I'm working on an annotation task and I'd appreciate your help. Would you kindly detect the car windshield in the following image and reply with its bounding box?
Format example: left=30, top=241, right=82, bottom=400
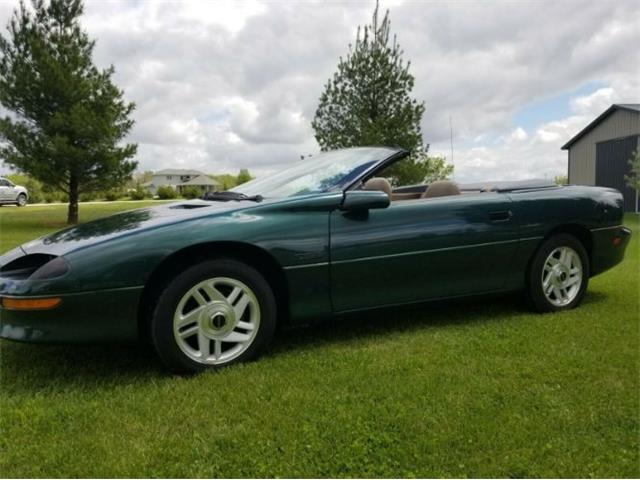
left=234, top=147, right=398, bottom=198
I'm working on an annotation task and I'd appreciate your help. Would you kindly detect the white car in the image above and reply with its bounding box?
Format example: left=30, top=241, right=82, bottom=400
left=0, top=177, right=28, bottom=207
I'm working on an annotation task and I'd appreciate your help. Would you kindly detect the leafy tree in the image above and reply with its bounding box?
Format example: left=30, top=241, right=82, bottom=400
left=236, top=168, right=252, bottom=185
left=312, top=1, right=452, bottom=185
left=554, top=175, right=568, bottom=185
left=210, top=173, right=238, bottom=191
left=0, top=0, right=137, bottom=224
left=625, top=149, right=640, bottom=213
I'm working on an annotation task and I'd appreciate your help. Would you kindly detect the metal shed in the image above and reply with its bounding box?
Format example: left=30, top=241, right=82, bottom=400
left=562, top=104, right=639, bottom=212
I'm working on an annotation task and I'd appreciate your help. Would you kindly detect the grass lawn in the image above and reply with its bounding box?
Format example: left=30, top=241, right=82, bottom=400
left=0, top=204, right=638, bottom=478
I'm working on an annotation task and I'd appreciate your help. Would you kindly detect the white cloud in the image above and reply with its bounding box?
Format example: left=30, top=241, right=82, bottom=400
left=0, top=0, right=638, bottom=180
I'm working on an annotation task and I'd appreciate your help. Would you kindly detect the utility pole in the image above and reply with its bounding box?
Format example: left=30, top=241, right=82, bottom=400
left=449, top=115, right=455, bottom=180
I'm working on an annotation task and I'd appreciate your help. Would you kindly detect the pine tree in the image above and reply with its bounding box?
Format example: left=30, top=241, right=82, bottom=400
left=312, top=1, right=452, bottom=185
left=0, top=0, right=137, bottom=224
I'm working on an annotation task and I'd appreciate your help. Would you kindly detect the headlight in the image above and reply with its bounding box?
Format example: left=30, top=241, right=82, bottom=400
left=29, top=256, right=70, bottom=280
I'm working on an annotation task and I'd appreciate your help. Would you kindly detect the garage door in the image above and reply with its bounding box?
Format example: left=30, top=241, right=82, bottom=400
left=596, top=135, right=639, bottom=212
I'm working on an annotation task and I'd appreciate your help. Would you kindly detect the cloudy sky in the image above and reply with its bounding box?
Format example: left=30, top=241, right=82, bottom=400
left=1, top=0, right=638, bottom=182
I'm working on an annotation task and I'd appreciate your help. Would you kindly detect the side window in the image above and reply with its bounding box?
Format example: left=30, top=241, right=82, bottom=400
left=371, top=157, right=429, bottom=201
left=0, top=179, right=10, bottom=187
left=373, top=156, right=438, bottom=191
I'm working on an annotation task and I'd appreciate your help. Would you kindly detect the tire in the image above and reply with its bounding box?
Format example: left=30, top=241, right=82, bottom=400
left=526, top=233, right=589, bottom=313
left=16, top=194, right=27, bottom=207
left=151, top=259, right=277, bottom=374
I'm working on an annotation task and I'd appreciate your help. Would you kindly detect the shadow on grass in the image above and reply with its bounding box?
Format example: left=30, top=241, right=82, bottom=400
left=1, top=290, right=609, bottom=391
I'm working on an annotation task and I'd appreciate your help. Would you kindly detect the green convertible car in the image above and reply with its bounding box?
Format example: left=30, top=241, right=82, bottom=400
left=0, top=147, right=632, bottom=372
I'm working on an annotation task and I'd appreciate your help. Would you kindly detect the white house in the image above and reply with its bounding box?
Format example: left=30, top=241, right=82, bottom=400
left=145, top=169, right=220, bottom=195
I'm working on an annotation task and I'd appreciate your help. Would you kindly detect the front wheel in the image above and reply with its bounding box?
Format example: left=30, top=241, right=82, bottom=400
left=16, top=194, right=27, bottom=207
left=151, top=259, right=277, bottom=373
left=526, top=233, right=589, bottom=312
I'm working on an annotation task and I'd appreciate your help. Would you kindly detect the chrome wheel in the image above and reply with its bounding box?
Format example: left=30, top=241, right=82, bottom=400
left=173, top=277, right=260, bottom=365
left=16, top=195, right=26, bottom=207
left=541, top=246, right=583, bottom=307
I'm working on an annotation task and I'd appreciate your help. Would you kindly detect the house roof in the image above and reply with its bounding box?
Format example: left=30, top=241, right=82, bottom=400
left=154, top=168, right=207, bottom=176
left=561, top=103, right=640, bottom=150
left=180, top=175, right=220, bottom=186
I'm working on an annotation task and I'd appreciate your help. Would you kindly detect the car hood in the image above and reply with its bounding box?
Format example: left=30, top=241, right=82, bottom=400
left=19, top=199, right=276, bottom=256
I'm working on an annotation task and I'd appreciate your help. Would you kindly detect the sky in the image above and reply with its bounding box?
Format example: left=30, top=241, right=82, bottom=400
left=0, top=0, right=638, bottom=183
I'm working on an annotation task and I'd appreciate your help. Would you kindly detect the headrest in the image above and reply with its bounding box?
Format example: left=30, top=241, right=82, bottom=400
left=422, top=180, right=461, bottom=198
left=362, top=177, right=392, bottom=197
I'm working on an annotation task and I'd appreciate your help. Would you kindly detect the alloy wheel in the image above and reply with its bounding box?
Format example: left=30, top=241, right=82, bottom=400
left=541, top=246, right=583, bottom=307
left=172, top=277, right=261, bottom=365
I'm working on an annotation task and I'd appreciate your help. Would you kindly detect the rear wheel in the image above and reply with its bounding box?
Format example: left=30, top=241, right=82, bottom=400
left=526, top=234, right=589, bottom=312
left=151, top=259, right=277, bottom=373
left=16, top=194, right=27, bottom=207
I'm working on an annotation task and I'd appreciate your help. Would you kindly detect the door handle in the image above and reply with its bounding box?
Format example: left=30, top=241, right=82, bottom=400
left=489, top=210, right=513, bottom=222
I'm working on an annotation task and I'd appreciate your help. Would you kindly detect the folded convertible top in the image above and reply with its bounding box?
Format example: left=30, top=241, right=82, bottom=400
left=459, top=179, right=558, bottom=192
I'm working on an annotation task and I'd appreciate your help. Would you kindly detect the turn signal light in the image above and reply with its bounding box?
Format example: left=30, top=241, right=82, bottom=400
left=1, top=297, right=61, bottom=310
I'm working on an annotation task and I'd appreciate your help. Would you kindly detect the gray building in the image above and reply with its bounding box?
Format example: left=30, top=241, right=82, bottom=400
left=563, top=103, right=639, bottom=211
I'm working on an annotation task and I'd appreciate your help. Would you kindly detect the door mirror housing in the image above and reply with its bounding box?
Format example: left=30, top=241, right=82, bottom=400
left=341, top=190, right=390, bottom=211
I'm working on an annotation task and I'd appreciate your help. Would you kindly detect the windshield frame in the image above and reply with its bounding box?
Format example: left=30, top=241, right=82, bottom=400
left=232, top=147, right=408, bottom=199
left=340, top=148, right=409, bottom=192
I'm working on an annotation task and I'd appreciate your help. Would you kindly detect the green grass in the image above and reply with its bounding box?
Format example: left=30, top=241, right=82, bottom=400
left=0, top=204, right=638, bottom=478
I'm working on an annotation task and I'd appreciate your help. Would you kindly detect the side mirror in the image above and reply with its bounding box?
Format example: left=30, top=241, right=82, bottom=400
left=341, top=190, right=390, bottom=211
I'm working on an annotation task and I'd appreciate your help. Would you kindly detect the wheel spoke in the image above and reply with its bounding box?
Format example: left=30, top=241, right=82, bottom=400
left=226, top=286, right=242, bottom=305
left=201, top=283, right=225, bottom=302
left=564, top=250, right=575, bottom=268
left=213, top=339, right=222, bottom=359
left=178, top=324, right=199, bottom=339
left=559, top=248, right=568, bottom=265
left=193, top=289, right=208, bottom=306
left=233, top=293, right=251, bottom=319
left=236, top=320, right=255, bottom=331
left=176, top=307, right=203, bottom=328
left=565, top=276, right=581, bottom=287
left=224, top=331, right=251, bottom=343
left=198, top=331, right=211, bottom=357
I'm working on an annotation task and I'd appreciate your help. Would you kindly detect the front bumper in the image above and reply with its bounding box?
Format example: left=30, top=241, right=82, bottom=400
left=0, top=286, right=143, bottom=343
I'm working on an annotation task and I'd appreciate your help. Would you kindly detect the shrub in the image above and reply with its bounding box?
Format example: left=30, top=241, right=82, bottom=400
left=104, top=189, right=123, bottom=201
left=129, top=185, right=150, bottom=200
left=79, top=191, right=99, bottom=202
left=181, top=186, right=202, bottom=199
left=156, top=185, right=177, bottom=199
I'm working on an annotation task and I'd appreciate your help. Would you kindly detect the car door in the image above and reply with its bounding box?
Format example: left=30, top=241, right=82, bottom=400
left=0, top=179, right=12, bottom=201
left=329, top=192, right=520, bottom=312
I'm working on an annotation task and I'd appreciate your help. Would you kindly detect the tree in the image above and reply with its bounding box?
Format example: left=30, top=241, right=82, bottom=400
left=312, top=1, right=452, bottom=185
left=0, top=0, right=137, bottom=224
left=554, top=174, right=568, bottom=185
left=236, top=168, right=252, bottom=185
left=625, top=149, right=640, bottom=213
